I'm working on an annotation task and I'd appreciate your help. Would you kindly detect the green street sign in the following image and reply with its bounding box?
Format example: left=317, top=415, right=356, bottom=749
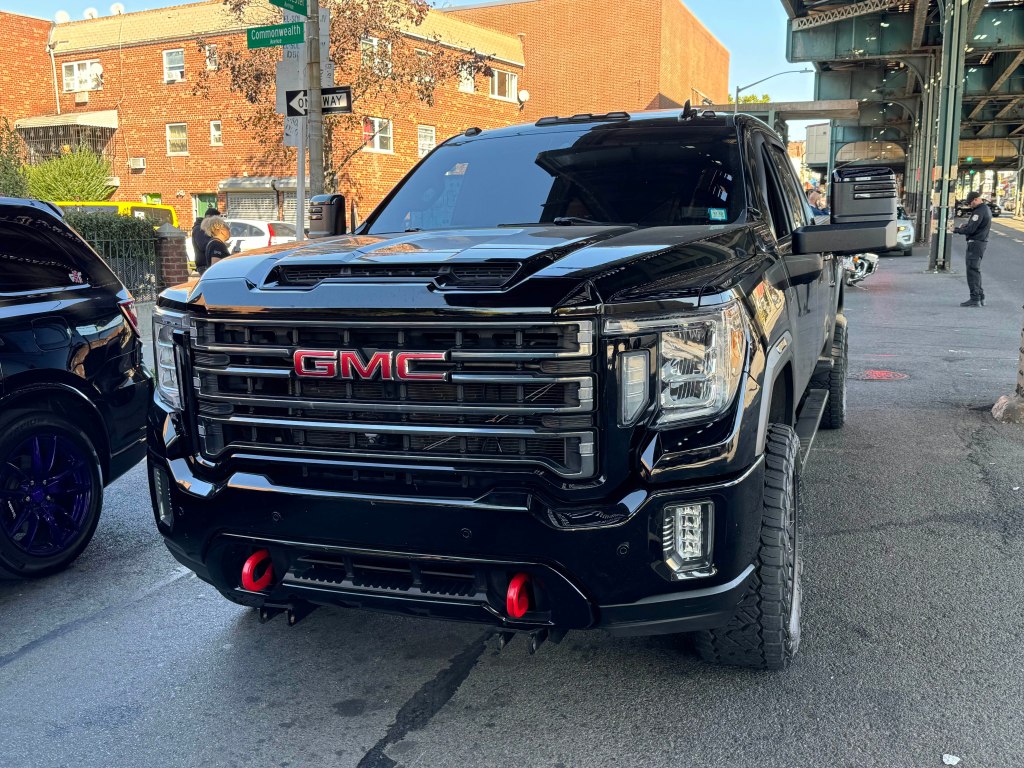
left=270, top=0, right=307, bottom=16
left=247, top=22, right=304, bottom=49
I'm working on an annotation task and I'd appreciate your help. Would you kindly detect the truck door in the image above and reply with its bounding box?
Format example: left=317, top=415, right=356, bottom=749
left=754, top=138, right=826, bottom=394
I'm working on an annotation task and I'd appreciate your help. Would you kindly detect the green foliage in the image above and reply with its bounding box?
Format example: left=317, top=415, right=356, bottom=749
left=25, top=146, right=116, bottom=202
left=0, top=117, right=27, bottom=198
left=63, top=211, right=158, bottom=249
left=727, top=93, right=772, bottom=104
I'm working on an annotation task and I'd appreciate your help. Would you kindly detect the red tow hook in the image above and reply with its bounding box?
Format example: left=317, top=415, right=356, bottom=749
left=506, top=573, right=532, bottom=618
left=241, top=549, right=275, bottom=592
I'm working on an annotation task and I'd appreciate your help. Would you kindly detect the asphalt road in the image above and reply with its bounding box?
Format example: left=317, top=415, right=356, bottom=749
left=4, top=224, right=1024, bottom=768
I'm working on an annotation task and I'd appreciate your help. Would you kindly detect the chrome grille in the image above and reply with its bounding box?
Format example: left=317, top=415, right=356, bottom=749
left=188, top=317, right=597, bottom=478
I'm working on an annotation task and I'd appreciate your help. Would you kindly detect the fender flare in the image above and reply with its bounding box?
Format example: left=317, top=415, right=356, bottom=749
left=755, top=331, right=794, bottom=455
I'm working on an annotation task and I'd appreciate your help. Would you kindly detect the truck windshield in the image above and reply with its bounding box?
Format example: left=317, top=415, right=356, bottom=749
left=364, top=123, right=743, bottom=234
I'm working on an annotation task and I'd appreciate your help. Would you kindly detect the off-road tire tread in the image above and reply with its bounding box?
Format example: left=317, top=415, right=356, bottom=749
left=693, top=424, right=800, bottom=670
left=815, top=317, right=847, bottom=430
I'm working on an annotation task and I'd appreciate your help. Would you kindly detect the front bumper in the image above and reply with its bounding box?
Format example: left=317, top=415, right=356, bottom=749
left=148, top=411, right=765, bottom=636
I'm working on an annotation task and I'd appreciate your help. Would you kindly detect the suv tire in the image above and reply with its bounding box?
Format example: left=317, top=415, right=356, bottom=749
left=0, top=411, right=104, bottom=578
left=693, top=424, right=802, bottom=670
left=817, top=316, right=848, bottom=430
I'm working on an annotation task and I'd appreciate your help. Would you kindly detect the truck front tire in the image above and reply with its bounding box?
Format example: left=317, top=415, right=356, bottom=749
left=693, top=424, right=802, bottom=670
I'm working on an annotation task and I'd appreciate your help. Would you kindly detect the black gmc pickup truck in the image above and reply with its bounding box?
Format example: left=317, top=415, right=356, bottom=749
left=148, top=109, right=895, bottom=669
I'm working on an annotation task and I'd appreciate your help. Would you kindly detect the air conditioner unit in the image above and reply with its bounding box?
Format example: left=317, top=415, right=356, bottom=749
left=166, top=71, right=184, bottom=83
left=128, top=157, right=146, bottom=170
left=75, top=91, right=89, bottom=105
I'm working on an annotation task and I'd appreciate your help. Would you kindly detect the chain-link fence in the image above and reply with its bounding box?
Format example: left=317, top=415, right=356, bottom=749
left=90, top=238, right=159, bottom=302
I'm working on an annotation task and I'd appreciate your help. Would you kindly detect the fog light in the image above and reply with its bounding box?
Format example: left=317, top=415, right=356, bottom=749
left=662, top=501, right=714, bottom=579
left=151, top=466, right=174, bottom=530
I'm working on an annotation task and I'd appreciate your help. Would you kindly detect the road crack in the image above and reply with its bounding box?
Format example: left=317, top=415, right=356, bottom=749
left=356, top=631, right=493, bottom=768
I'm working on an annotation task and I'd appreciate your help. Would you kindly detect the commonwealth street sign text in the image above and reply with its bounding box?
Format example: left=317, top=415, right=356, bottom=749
left=247, top=22, right=304, bottom=49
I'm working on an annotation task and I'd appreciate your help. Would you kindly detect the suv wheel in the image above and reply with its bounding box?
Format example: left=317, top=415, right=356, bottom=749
left=817, top=316, right=848, bottom=430
left=693, top=424, right=802, bottom=670
left=0, top=412, right=103, bottom=578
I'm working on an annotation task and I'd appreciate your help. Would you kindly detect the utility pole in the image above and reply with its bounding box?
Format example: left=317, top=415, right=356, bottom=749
left=306, top=0, right=324, bottom=195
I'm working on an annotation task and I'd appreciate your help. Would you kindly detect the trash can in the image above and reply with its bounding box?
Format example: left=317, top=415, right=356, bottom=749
left=308, top=194, right=347, bottom=238
left=830, top=166, right=897, bottom=224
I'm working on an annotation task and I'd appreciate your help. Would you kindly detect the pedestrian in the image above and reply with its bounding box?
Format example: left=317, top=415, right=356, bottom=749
left=191, top=206, right=219, bottom=272
left=807, top=187, right=826, bottom=216
left=953, top=190, right=991, bottom=307
left=200, top=215, right=231, bottom=273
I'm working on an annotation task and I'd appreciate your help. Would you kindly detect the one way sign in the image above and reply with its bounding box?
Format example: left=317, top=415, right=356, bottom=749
left=286, top=86, right=353, bottom=116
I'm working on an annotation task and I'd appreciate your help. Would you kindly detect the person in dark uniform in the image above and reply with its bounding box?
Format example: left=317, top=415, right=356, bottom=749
left=191, top=207, right=219, bottom=273
left=953, top=190, right=992, bottom=307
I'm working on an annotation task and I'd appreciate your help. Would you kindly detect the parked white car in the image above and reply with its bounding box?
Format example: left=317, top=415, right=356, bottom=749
left=185, top=219, right=297, bottom=267
left=225, top=219, right=297, bottom=253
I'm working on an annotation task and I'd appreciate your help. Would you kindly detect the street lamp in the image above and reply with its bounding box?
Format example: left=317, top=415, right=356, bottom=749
left=734, top=69, right=813, bottom=114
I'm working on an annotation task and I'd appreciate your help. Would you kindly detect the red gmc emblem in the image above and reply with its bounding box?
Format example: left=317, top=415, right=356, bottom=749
left=293, top=349, right=447, bottom=381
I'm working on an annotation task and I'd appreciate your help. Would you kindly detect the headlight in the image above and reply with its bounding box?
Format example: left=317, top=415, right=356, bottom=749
left=152, top=307, right=188, bottom=409
left=606, top=302, right=748, bottom=427
left=897, top=225, right=908, bottom=232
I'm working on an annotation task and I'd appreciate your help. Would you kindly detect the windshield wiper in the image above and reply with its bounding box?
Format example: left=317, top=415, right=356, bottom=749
left=552, top=216, right=635, bottom=226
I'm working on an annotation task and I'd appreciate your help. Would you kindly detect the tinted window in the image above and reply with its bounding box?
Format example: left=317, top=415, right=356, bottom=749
left=130, top=205, right=173, bottom=225
left=760, top=145, right=791, bottom=240
left=59, top=204, right=114, bottom=215
left=769, top=145, right=809, bottom=230
left=229, top=222, right=262, bottom=238
left=0, top=213, right=115, bottom=294
left=272, top=223, right=296, bottom=236
left=365, top=123, right=744, bottom=234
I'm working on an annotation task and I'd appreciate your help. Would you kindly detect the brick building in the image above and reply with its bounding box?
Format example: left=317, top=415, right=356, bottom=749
left=1, top=0, right=729, bottom=229
left=446, top=0, right=729, bottom=121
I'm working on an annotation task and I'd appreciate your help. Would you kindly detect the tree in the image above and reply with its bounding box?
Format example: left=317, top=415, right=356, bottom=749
left=0, top=118, right=27, bottom=198
left=727, top=93, right=772, bottom=104
left=24, top=146, right=116, bottom=202
left=195, top=0, right=494, bottom=195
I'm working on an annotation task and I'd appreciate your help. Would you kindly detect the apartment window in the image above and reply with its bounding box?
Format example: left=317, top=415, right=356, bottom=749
left=62, top=59, right=102, bottom=92
left=458, top=64, right=475, bottom=94
left=205, top=44, right=218, bottom=70
left=362, top=117, right=393, bottom=153
left=360, top=37, right=392, bottom=76
left=417, top=125, right=436, bottom=158
left=210, top=121, right=223, bottom=146
left=415, top=49, right=432, bottom=82
left=490, top=69, right=518, bottom=101
left=163, top=49, right=185, bottom=82
left=166, top=123, right=188, bottom=156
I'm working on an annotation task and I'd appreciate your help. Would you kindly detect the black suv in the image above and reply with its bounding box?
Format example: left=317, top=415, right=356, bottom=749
left=148, top=111, right=894, bottom=668
left=0, top=198, right=152, bottom=577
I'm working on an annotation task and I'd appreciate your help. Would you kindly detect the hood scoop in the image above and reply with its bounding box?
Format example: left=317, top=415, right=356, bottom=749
left=267, top=261, right=521, bottom=289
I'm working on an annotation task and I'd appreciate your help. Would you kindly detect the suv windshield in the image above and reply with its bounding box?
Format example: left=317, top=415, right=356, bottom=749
left=364, top=123, right=743, bottom=235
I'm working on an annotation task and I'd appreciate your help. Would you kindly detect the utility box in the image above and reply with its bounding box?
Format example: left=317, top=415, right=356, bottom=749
left=831, top=166, right=897, bottom=224
left=308, top=194, right=347, bottom=238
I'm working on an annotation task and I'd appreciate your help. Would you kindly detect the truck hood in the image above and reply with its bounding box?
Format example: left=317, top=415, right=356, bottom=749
left=166, top=223, right=765, bottom=314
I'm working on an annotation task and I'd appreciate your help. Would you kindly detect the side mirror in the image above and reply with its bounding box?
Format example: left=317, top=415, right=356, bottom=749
left=792, top=220, right=898, bottom=255
left=308, top=194, right=347, bottom=238
left=794, top=165, right=899, bottom=255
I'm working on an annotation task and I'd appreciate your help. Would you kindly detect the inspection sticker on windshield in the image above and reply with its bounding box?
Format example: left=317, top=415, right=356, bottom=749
left=708, top=208, right=727, bottom=221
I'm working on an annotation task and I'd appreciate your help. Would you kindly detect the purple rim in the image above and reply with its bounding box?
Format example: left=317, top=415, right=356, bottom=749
left=0, top=433, right=94, bottom=557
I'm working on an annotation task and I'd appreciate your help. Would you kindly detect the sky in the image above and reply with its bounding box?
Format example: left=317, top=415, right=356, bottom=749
left=4, top=0, right=816, bottom=133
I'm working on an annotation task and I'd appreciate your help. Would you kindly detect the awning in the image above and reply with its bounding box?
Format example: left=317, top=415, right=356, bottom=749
left=14, top=110, right=119, bottom=130
left=218, top=176, right=277, bottom=192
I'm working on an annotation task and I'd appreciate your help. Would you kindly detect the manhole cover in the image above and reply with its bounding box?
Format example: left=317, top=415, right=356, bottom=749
left=852, top=369, right=909, bottom=381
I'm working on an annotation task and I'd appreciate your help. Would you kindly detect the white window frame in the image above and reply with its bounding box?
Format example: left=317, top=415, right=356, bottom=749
left=360, top=36, right=393, bottom=76
left=166, top=123, right=189, bottom=156
left=417, top=125, right=436, bottom=158
left=210, top=120, right=223, bottom=146
left=458, top=63, right=475, bottom=94
left=490, top=68, right=518, bottom=102
left=415, top=49, right=433, bottom=84
left=205, top=44, right=218, bottom=71
left=362, top=117, right=393, bottom=154
left=62, top=59, right=102, bottom=92
left=163, top=48, right=185, bottom=82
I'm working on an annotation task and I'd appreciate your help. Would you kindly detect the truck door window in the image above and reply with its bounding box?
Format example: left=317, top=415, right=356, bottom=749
left=760, top=145, right=791, bottom=241
left=769, top=146, right=809, bottom=230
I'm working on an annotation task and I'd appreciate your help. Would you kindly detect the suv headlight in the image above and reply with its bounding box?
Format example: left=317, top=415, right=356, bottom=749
left=152, top=307, right=188, bottom=409
left=606, top=301, right=748, bottom=427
